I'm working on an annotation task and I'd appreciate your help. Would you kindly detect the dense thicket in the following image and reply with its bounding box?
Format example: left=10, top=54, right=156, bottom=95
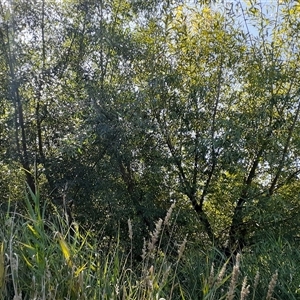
left=1, top=0, right=300, bottom=257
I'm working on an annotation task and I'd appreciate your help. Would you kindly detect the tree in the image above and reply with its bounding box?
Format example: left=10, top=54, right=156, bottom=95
left=125, top=1, right=300, bottom=254
left=1, top=0, right=300, bottom=258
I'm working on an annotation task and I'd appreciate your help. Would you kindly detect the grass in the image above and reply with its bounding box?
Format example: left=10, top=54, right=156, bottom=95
left=0, top=189, right=299, bottom=299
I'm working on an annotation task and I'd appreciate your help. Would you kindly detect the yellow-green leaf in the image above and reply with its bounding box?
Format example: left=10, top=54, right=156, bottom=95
left=57, top=233, right=72, bottom=267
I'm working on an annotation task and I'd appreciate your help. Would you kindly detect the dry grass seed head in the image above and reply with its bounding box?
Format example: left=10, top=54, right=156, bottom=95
left=148, top=218, right=163, bottom=253
left=216, top=262, right=227, bottom=286
left=178, top=235, right=188, bottom=260
left=164, top=202, right=175, bottom=226
left=266, top=270, right=278, bottom=300
left=208, top=262, right=215, bottom=287
left=235, top=252, right=241, bottom=268
left=240, top=276, right=250, bottom=300
left=127, top=219, right=133, bottom=240
left=141, top=238, right=147, bottom=260
left=145, top=266, right=154, bottom=291
left=161, top=264, right=171, bottom=283
left=226, top=253, right=241, bottom=300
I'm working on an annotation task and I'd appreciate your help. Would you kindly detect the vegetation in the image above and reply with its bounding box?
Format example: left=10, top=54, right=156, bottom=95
left=1, top=0, right=300, bottom=298
left=1, top=189, right=297, bottom=299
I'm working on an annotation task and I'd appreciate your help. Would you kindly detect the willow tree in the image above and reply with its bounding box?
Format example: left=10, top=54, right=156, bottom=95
left=127, top=1, right=300, bottom=254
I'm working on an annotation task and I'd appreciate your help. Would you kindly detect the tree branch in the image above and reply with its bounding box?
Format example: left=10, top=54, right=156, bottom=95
left=269, top=98, right=300, bottom=195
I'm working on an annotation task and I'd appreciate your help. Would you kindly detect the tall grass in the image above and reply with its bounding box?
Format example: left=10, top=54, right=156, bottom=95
left=0, top=189, right=299, bottom=299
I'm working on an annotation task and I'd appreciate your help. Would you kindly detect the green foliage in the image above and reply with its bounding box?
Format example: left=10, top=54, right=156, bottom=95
left=1, top=1, right=300, bottom=293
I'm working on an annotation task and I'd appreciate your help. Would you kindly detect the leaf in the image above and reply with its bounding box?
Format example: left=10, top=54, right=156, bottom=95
left=19, top=242, right=35, bottom=251
left=57, top=233, right=72, bottom=267
left=27, top=224, right=39, bottom=238
left=22, top=254, right=33, bottom=268
left=249, top=6, right=259, bottom=15
left=75, top=263, right=87, bottom=277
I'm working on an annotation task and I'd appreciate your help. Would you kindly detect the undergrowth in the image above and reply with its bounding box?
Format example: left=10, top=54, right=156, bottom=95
left=0, top=188, right=299, bottom=299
